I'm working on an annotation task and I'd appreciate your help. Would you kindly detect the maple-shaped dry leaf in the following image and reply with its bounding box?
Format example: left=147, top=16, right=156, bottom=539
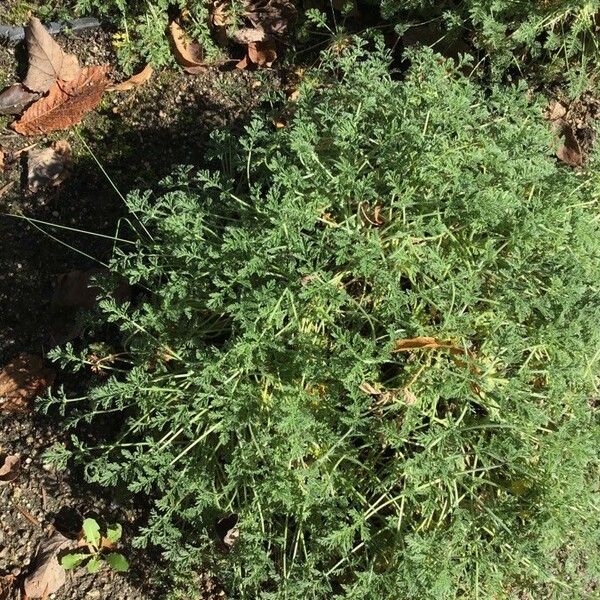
left=23, top=16, right=80, bottom=93
left=392, top=336, right=458, bottom=352
left=24, top=532, right=72, bottom=599
left=13, top=66, right=110, bottom=136
left=0, top=354, right=55, bottom=413
left=107, top=64, right=154, bottom=92
left=0, top=454, right=21, bottom=484
left=169, top=21, right=205, bottom=70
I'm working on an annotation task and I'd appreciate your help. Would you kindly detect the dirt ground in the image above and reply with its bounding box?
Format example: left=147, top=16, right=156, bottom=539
left=0, top=19, right=265, bottom=600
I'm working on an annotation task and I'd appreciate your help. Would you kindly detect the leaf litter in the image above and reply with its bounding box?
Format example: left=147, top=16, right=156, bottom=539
left=0, top=354, right=55, bottom=413
left=27, top=139, right=72, bottom=192
left=22, top=17, right=80, bottom=93
left=23, top=531, right=73, bottom=599
left=13, top=66, right=111, bottom=135
left=0, top=454, right=21, bottom=484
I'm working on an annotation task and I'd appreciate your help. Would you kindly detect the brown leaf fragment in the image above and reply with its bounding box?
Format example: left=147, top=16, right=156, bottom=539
left=169, top=21, right=205, bottom=70
left=359, top=382, right=381, bottom=396
left=247, top=40, right=277, bottom=67
left=0, top=574, right=15, bottom=600
left=0, top=354, right=55, bottom=413
left=107, top=64, right=153, bottom=92
left=24, top=532, right=72, bottom=599
left=233, top=26, right=268, bottom=45
left=23, top=16, right=80, bottom=93
left=0, top=83, right=40, bottom=115
left=211, top=1, right=232, bottom=27
left=27, top=140, right=72, bottom=192
left=546, top=99, right=567, bottom=122
left=13, top=66, right=111, bottom=136
left=392, top=336, right=458, bottom=352
left=0, top=454, right=21, bottom=484
left=556, top=125, right=583, bottom=167
left=0, top=148, right=4, bottom=172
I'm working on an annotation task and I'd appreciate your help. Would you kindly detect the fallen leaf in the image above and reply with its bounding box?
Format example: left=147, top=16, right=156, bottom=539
left=359, top=382, right=381, bottom=396
left=556, top=125, right=583, bottom=167
left=0, top=454, right=21, bottom=484
left=22, top=16, right=80, bottom=93
left=169, top=21, right=205, bottom=71
left=392, top=336, right=459, bottom=352
left=24, top=532, right=72, bottom=598
left=0, top=574, right=15, bottom=600
left=0, top=148, right=4, bottom=172
left=107, top=64, right=153, bottom=92
left=211, top=1, right=232, bottom=27
left=547, top=99, right=567, bottom=122
left=0, top=83, right=40, bottom=115
left=27, top=139, right=72, bottom=192
left=403, top=388, right=418, bottom=406
left=13, top=66, right=111, bottom=135
left=247, top=40, right=277, bottom=67
left=233, top=26, right=268, bottom=45
left=0, top=354, right=55, bottom=413
left=216, top=513, right=239, bottom=549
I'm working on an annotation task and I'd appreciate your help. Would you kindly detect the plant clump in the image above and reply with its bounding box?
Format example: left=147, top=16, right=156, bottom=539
left=45, top=41, right=600, bottom=599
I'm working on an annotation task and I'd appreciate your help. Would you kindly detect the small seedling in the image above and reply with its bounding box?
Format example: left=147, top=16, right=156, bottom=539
left=61, top=518, right=129, bottom=574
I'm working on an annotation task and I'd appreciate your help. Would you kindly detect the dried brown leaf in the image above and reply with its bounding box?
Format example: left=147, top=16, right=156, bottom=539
left=0, top=83, right=40, bottom=115
left=0, top=354, right=55, bottom=413
left=0, top=454, right=21, bottom=484
left=13, top=66, right=110, bottom=136
left=24, top=532, right=72, bottom=599
left=0, top=574, right=15, bottom=600
left=247, top=40, right=277, bottom=67
left=23, top=16, right=80, bottom=93
left=233, top=26, right=268, bottom=44
left=211, top=1, right=232, bottom=27
left=359, top=382, right=381, bottom=396
left=0, top=148, right=4, bottom=172
left=107, top=64, right=153, bottom=92
left=27, top=139, right=72, bottom=192
left=556, top=125, right=583, bottom=167
left=169, top=21, right=205, bottom=69
left=392, top=336, right=458, bottom=352
left=547, top=99, right=567, bottom=122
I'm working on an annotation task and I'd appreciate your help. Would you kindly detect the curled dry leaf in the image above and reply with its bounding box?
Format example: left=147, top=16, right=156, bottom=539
left=24, top=532, right=72, bottom=599
left=27, top=139, right=72, bottom=193
left=107, top=64, right=154, bottom=92
left=0, top=83, right=40, bottom=115
left=248, top=40, right=277, bottom=67
left=216, top=513, right=239, bottom=549
left=0, top=354, right=55, bottom=413
left=211, top=0, right=232, bottom=27
left=169, top=21, right=205, bottom=72
left=0, top=454, right=21, bottom=484
left=23, top=16, right=80, bottom=93
left=13, top=66, right=111, bottom=135
left=392, top=336, right=459, bottom=352
left=556, top=125, right=583, bottom=167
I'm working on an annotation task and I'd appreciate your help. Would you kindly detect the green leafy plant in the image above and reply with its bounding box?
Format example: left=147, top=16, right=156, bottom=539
left=61, top=518, right=129, bottom=574
left=45, top=39, right=600, bottom=599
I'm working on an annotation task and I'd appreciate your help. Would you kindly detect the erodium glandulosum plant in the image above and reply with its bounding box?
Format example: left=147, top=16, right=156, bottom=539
left=45, top=42, right=600, bottom=598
